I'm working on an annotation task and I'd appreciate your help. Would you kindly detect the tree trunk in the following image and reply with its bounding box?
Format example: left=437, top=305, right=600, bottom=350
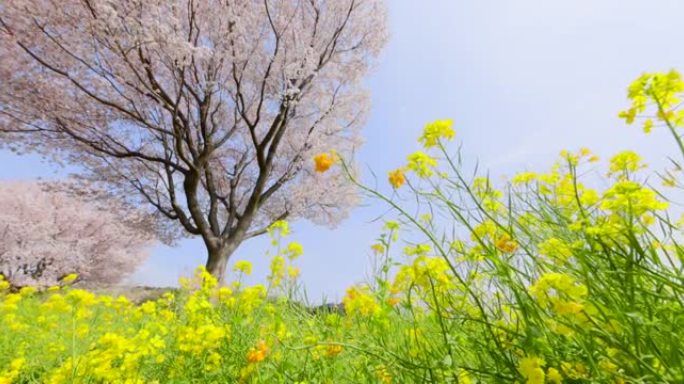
left=204, top=241, right=240, bottom=284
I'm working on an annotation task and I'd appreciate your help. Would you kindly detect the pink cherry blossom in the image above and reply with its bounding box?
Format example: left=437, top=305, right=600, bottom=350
left=0, top=181, right=154, bottom=287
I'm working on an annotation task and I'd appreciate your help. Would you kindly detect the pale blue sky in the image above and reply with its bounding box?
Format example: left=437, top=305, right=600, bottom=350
left=2, top=1, right=683, bottom=302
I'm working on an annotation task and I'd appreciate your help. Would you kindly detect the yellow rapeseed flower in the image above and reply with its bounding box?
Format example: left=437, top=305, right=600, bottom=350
left=406, top=151, right=437, bottom=178
left=418, top=119, right=455, bottom=148
left=388, top=168, right=406, bottom=189
left=205, top=352, right=222, bottom=372
left=0, top=357, right=26, bottom=384
left=458, top=369, right=472, bottom=384
left=609, top=151, right=644, bottom=175
left=233, top=260, right=253, bottom=276
left=620, top=70, right=683, bottom=132
left=538, top=238, right=573, bottom=263
left=287, top=266, right=301, bottom=279
left=239, top=285, right=267, bottom=313
left=61, top=273, right=79, bottom=284
left=561, top=361, right=589, bottom=380
left=511, top=172, right=538, bottom=185
left=518, top=356, right=546, bottom=384
left=246, top=340, right=269, bottom=364
left=285, top=242, right=304, bottom=260
left=600, top=180, right=668, bottom=216
left=386, top=297, right=401, bottom=306
left=324, top=344, right=343, bottom=357
left=599, top=359, right=618, bottom=372
left=547, top=367, right=563, bottom=384
left=495, top=235, right=519, bottom=254
left=268, top=220, right=290, bottom=238
left=403, top=244, right=431, bottom=257
left=313, top=153, right=335, bottom=173
left=19, top=286, right=37, bottom=296
left=0, top=276, right=9, bottom=291
left=343, top=285, right=380, bottom=317
left=269, top=256, right=286, bottom=287
left=375, top=364, right=393, bottom=384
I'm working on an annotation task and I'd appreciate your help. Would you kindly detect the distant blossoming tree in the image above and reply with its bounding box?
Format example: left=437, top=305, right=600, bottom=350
left=0, top=182, right=154, bottom=287
left=0, top=0, right=388, bottom=281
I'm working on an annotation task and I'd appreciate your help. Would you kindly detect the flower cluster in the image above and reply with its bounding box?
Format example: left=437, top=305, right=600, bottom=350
left=386, top=119, right=457, bottom=189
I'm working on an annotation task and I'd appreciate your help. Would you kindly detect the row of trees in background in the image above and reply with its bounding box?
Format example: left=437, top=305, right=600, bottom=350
left=0, top=0, right=388, bottom=282
left=0, top=182, right=153, bottom=287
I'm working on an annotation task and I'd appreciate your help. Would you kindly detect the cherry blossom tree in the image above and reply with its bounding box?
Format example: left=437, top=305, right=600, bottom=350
left=0, top=181, right=154, bottom=287
left=0, top=0, right=388, bottom=281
